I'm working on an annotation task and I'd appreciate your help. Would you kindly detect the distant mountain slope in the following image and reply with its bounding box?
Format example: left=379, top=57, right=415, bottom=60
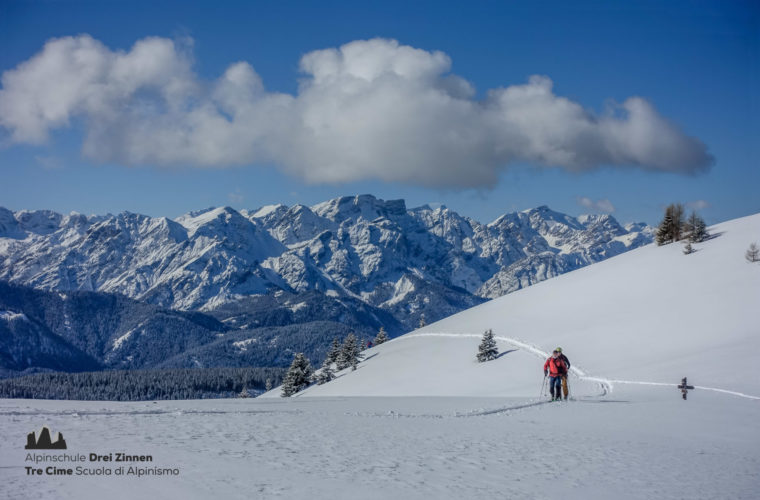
left=0, top=281, right=228, bottom=375
left=292, top=213, right=760, bottom=398
left=0, top=196, right=652, bottom=330
left=0, top=308, right=100, bottom=376
left=155, top=321, right=360, bottom=370
left=0, top=282, right=385, bottom=377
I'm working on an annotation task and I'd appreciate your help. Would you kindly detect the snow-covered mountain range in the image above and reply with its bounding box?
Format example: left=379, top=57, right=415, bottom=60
left=0, top=195, right=652, bottom=330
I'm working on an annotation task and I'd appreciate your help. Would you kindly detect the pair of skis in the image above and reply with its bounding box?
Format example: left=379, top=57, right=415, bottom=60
left=540, top=375, right=571, bottom=401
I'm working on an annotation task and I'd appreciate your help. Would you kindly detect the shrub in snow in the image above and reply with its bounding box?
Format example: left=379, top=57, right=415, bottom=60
left=476, top=329, right=499, bottom=362
left=746, top=243, right=760, bottom=263
left=374, top=327, right=389, bottom=345
left=281, top=353, right=313, bottom=397
left=683, top=243, right=695, bottom=255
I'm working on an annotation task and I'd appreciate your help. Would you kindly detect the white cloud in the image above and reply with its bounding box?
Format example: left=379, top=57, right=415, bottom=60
left=34, top=155, right=63, bottom=170
left=228, top=189, right=244, bottom=204
left=0, top=36, right=714, bottom=188
left=687, top=200, right=710, bottom=211
left=578, top=197, right=615, bottom=213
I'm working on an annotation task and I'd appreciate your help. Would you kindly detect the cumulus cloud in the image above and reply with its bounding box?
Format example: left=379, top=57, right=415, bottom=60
left=578, top=197, right=615, bottom=213
left=0, top=35, right=714, bottom=187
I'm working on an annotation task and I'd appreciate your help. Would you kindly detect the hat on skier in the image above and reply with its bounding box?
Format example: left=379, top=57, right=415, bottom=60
left=555, top=347, right=562, bottom=353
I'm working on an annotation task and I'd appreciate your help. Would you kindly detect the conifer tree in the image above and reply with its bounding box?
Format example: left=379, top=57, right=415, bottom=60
left=316, top=357, right=335, bottom=385
left=326, top=338, right=341, bottom=365
left=237, top=386, right=251, bottom=398
left=336, top=333, right=360, bottom=371
left=476, top=329, right=499, bottom=362
left=374, top=327, right=389, bottom=345
left=656, top=212, right=673, bottom=246
left=656, top=203, right=685, bottom=245
left=281, top=353, right=313, bottom=397
left=685, top=211, right=708, bottom=243
left=746, top=243, right=760, bottom=263
left=418, top=314, right=426, bottom=328
left=683, top=242, right=694, bottom=255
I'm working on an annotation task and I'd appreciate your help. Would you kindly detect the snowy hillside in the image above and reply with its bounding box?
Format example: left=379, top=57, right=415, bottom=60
left=0, top=196, right=652, bottom=330
left=292, top=213, right=760, bottom=398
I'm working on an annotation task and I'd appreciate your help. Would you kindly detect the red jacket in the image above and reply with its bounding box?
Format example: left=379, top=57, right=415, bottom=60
left=544, top=356, right=568, bottom=377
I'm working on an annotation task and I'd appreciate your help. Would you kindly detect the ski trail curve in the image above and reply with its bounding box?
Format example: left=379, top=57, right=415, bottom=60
left=403, top=332, right=760, bottom=401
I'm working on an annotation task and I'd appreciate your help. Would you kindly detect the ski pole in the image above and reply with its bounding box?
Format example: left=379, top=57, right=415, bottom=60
left=539, top=375, right=547, bottom=399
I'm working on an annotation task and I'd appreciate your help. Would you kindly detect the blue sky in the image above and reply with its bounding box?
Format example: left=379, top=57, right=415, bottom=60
left=0, top=0, right=757, bottom=225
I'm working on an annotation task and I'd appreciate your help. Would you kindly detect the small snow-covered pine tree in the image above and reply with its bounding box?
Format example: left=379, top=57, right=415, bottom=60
left=374, top=327, right=389, bottom=345
left=656, top=213, right=672, bottom=246
left=418, top=314, right=426, bottom=328
left=683, top=242, right=694, bottom=255
left=656, top=203, right=685, bottom=245
left=316, top=357, right=335, bottom=385
left=237, top=386, right=251, bottom=398
left=746, top=243, right=760, bottom=263
left=281, top=353, right=313, bottom=397
left=265, top=378, right=273, bottom=391
left=336, top=333, right=360, bottom=371
left=685, top=211, right=708, bottom=243
left=326, top=338, right=341, bottom=365
left=476, top=329, right=499, bottom=362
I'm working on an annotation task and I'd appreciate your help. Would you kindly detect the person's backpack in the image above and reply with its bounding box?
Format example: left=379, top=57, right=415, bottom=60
left=555, top=357, right=568, bottom=374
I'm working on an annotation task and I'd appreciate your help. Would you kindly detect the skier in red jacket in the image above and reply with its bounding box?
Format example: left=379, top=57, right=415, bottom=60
left=543, top=349, right=569, bottom=401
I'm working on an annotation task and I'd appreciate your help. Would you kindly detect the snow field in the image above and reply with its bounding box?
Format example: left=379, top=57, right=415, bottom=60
left=1, top=392, right=758, bottom=500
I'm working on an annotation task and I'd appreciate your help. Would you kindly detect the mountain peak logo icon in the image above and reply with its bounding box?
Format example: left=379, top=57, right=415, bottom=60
left=25, top=426, right=67, bottom=450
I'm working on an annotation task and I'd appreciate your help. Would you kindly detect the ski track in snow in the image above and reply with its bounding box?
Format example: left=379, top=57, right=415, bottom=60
left=3, top=395, right=758, bottom=500
left=405, top=333, right=760, bottom=401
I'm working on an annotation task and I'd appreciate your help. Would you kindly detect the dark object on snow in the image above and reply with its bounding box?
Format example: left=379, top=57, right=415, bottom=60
left=476, top=329, right=498, bottom=362
left=746, top=243, right=760, bottom=263
left=677, top=377, right=695, bottom=400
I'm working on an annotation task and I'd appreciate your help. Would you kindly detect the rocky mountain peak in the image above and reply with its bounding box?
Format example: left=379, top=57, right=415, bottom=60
left=0, top=198, right=653, bottom=328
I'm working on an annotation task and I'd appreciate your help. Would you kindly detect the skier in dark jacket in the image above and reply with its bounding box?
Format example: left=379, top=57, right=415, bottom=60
left=543, top=349, right=569, bottom=401
left=555, top=347, right=571, bottom=400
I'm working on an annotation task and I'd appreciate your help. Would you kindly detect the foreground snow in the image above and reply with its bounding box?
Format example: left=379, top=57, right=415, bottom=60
left=1, top=389, right=758, bottom=500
